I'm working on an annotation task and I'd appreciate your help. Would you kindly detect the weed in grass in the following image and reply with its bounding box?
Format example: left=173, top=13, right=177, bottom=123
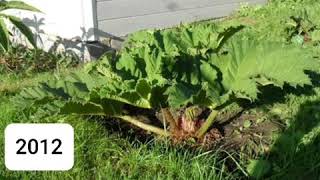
left=0, top=45, right=78, bottom=76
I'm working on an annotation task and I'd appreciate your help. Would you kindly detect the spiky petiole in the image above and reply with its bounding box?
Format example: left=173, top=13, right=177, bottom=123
left=115, top=115, right=170, bottom=137
left=196, top=109, right=219, bottom=138
left=161, top=108, right=178, bottom=131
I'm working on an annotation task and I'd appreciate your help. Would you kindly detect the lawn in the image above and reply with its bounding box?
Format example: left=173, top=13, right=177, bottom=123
left=1, top=0, right=320, bottom=179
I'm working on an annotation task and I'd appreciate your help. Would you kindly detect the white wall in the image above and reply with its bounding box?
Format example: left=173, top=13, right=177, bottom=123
left=96, top=0, right=266, bottom=37
left=8, top=0, right=96, bottom=40
left=5, top=0, right=96, bottom=61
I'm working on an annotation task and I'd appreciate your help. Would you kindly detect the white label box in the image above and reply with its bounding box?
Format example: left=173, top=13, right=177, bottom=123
left=5, top=124, right=74, bottom=171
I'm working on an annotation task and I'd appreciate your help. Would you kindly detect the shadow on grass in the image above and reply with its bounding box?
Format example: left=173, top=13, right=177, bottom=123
left=252, top=100, right=320, bottom=179
left=247, top=71, right=320, bottom=179
left=255, top=71, right=320, bottom=106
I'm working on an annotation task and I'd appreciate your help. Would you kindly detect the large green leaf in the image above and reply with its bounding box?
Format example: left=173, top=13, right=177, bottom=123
left=210, top=38, right=317, bottom=101
left=165, top=82, right=221, bottom=108
left=161, top=24, right=213, bottom=56
left=7, top=15, right=36, bottom=47
left=161, top=24, right=244, bottom=56
left=116, top=46, right=168, bottom=87
left=97, top=79, right=156, bottom=109
left=0, top=18, right=9, bottom=51
left=123, top=30, right=160, bottom=49
left=216, top=25, right=245, bottom=52
left=116, top=52, right=145, bottom=79
left=0, top=1, right=41, bottom=12
left=140, top=47, right=165, bottom=82
left=166, top=83, right=202, bottom=108
left=17, top=82, right=123, bottom=116
left=16, top=70, right=160, bottom=117
left=165, top=61, right=221, bottom=108
left=15, top=71, right=105, bottom=114
left=165, top=38, right=317, bottom=108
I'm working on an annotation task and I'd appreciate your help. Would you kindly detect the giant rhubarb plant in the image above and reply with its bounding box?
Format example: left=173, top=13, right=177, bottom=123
left=16, top=24, right=318, bottom=139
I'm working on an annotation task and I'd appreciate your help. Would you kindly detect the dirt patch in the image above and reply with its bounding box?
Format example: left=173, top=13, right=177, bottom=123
left=219, top=112, right=283, bottom=155
left=169, top=109, right=283, bottom=155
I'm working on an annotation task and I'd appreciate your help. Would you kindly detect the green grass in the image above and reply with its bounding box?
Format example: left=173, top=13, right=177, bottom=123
left=252, top=87, right=320, bottom=179
left=0, top=73, right=50, bottom=94
left=1, top=0, right=320, bottom=179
